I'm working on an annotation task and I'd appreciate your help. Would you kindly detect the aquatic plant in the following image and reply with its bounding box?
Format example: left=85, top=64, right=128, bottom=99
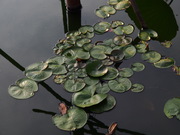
left=8, top=0, right=179, bottom=132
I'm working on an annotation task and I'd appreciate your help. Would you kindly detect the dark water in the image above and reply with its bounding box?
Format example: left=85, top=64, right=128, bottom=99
left=0, top=0, right=180, bottom=135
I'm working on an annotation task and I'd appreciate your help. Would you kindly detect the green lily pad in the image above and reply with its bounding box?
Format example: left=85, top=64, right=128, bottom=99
left=164, top=97, right=180, bottom=120
left=101, top=67, right=119, bottom=80
left=83, top=43, right=94, bottom=51
left=72, top=85, right=107, bottom=108
left=95, top=9, right=109, bottom=18
left=86, top=60, right=108, bottom=77
left=76, top=38, right=91, bottom=47
left=75, top=48, right=90, bottom=60
left=108, top=0, right=119, bottom=5
left=108, top=77, right=132, bottom=93
left=135, top=43, right=148, bottom=53
left=96, top=83, right=110, bottom=94
left=64, top=79, right=86, bottom=92
left=46, top=56, right=65, bottom=65
left=54, top=75, right=67, bottom=84
left=25, top=62, right=53, bottom=82
left=111, top=20, right=124, bottom=28
left=8, top=78, right=38, bottom=99
left=110, top=49, right=124, bottom=62
left=123, top=45, right=136, bottom=59
left=138, top=30, right=151, bottom=41
left=84, top=77, right=99, bottom=86
left=131, top=62, right=145, bottom=72
left=114, top=0, right=131, bottom=10
left=154, top=58, right=175, bottom=68
left=113, top=26, right=123, bottom=35
left=131, top=83, right=144, bottom=92
left=79, top=25, right=94, bottom=34
left=89, top=94, right=116, bottom=113
left=48, top=64, right=67, bottom=75
left=96, top=5, right=116, bottom=18
left=119, top=68, right=134, bottom=77
left=161, top=41, right=172, bottom=48
left=141, top=51, right=161, bottom=63
left=113, top=36, right=133, bottom=46
left=52, top=106, right=88, bottom=131
left=90, top=46, right=107, bottom=60
left=122, top=25, right=134, bottom=35
left=94, top=21, right=111, bottom=34
left=76, top=69, right=87, bottom=78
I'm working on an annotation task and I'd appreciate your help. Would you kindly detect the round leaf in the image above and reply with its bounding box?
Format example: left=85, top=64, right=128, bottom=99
left=141, top=51, right=161, bottom=63
left=122, top=25, right=134, bottom=35
left=101, top=67, right=119, bottom=80
left=96, top=83, right=110, bottom=94
left=119, top=68, right=134, bottom=77
left=64, top=79, right=86, bottom=92
left=52, top=107, right=88, bottom=131
left=8, top=78, right=38, bottom=99
left=84, top=77, right=99, bottom=86
left=154, top=58, right=175, bottom=68
left=123, top=45, right=136, bottom=59
left=94, top=21, right=111, bottom=34
left=131, top=62, right=145, bottom=72
left=131, top=83, right=144, bottom=92
left=114, top=0, right=131, bottom=10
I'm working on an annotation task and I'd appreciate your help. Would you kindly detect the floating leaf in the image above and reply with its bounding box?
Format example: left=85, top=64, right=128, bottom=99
left=113, top=36, right=133, bottom=46
left=135, top=43, right=148, bottom=53
left=64, top=79, right=86, bottom=92
left=46, top=56, right=65, bottom=65
left=89, top=94, right=116, bottom=113
left=131, top=83, right=144, bottom=92
left=108, top=77, right=132, bottom=93
left=83, top=43, right=94, bottom=51
left=154, top=58, right=175, bottom=68
left=76, top=69, right=87, bottom=78
left=48, top=64, right=67, bottom=75
left=123, top=45, right=136, bottom=59
left=52, top=107, right=88, bottom=131
left=108, top=0, right=119, bottom=5
left=72, top=86, right=107, bottom=108
left=96, top=83, right=110, bottom=94
left=111, top=20, right=124, bottom=28
left=90, top=46, right=107, bottom=60
left=86, top=60, right=108, bottom=77
left=84, top=77, right=99, bottom=86
left=94, top=21, right=111, bottom=34
left=114, top=0, right=131, bottom=10
left=138, top=30, right=151, bottom=41
left=131, top=62, right=145, bottom=72
left=8, top=78, right=38, bottom=99
left=164, top=98, right=180, bottom=120
left=161, top=41, right=172, bottom=48
left=79, top=25, right=94, bottom=34
left=95, top=9, right=109, bottom=18
left=54, top=75, right=66, bottom=84
left=101, top=67, right=119, bottom=80
left=122, top=25, right=134, bottom=35
left=76, top=38, right=91, bottom=47
left=25, top=62, right=52, bottom=82
left=110, top=49, right=124, bottom=62
left=119, top=68, right=133, bottom=77
left=113, top=26, right=124, bottom=35
left=141, top=51, right=161, bottom=63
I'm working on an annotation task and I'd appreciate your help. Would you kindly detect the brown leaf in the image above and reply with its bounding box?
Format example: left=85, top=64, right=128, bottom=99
left=107, top=122, right=118, bottom=135
left=58, top=103, right=68, bottom=115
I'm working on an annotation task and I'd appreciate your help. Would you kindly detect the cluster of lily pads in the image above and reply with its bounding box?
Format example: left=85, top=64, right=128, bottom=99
left=8, top=0, right=179, bottom=132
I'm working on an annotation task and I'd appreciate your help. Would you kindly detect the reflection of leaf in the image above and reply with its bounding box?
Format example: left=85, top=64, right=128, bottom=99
left=126, top=0, right=178, bottom=41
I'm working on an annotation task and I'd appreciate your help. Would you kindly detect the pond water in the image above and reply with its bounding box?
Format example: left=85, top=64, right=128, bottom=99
left=0, top=0, right=180, bottom=135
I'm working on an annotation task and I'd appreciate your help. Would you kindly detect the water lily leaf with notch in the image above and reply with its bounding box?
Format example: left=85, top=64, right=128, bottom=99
left=164, top=97, right=180, bottom=120
left=113, top=36, right=133, bottom=46
left=25, top=62, right=53, bottom=82
left=122, top=24, right=134, bottom=35
left=141, top=51, right=161, bottom=63
left=8, top=78, right=38, bottom=99
left=114, top=0, right=131, bottom=10
left=131, top=62, right=145, bottom=72
left=119, top=68, right=133, bottom=78
left=86, top=60, right=108, bottom=77
left=64, top=79, right=86, bottom=92
left=110, top=49, right=124, bottom=62
left=79, top=25, right=94, bottom=34
left=113, top=26, right=124, bottom=35
left=111, top=20, right=124, bottom=28
left=48, top=64, right=67, bottom=75
left=76, top=38, right=91, bottom=47
left=95, top=8, right=109, bottom=18
left=138, top=30, right=151, bottom=41
left=76, top=69, right=87, bottom=78
left=101, top=67, right=119, bottom=80
left=72, top=85, right=108, bottom=108
left=108, top=0, right=119, bottom=5
left=84, top=76, right=99, bottom=86
left=54, top=75, right=67, bottom=84
left=83, top=43, right=94, bottom=51
left=96, top=5, right=116, bottom=19
left=89, top=94, right=116, bottom=113
left=131, top=83, right=144, bottom=92
left=161, top=41, right=172, bottom=48
left=94, top=21, right=111, bottom=34
left=46, top=56, right=65, bottom=65
left=108, top=77, right=132, bottom=93
left=96, top=83, right=110, bottom=94
left=123, top=45, right=136, bottom=59
left=52, top=106, right=88, bottom=131
left=135, top=43, right=148, bottom=53
left=154, top=58, right=175, bottom=68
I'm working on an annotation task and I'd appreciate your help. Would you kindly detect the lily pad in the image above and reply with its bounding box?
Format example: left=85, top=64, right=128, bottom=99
left=94, top=21, right=111, bottom=34
left=113, top=36, right=133, bottom=46
left=86, top=60, right=108, bottom=77
left=108, top=77, right=132, bottom=93
left=96, top=83, right=110, bottom=94
left=79, top=25, right=94, bottom=34
left=122, top=25, right=134, bottom=35
left=135, top=43, right=148, bottom=53
left=64, top=79, right=86, bottom=92
left=89, top=94, right=116, bottom=113
left=113, top=26, right=124, bottom=35
left=8, top=78, right=38, bottom=99
left=141, top=51, right=161, bottom=63
left=131, top=62, right=145, bottom=72
left=84, top=77, right=99, bottom=86
left=72, top=86, right=107, bottom=108
left=110, top=49, right=124, bottom=62
left=76, top=38, right=91, bottom=47
left=164, top=97, right=180, bottom=120
left=123, top=45, right=136, bottom=59
left=54, top=75, right=67, bottom=84
left=119, top=68, right=134, bottom=77
left=46, top=56, right=65, bottom=65
left=52, top=106, right=88, bottom=131
left=138, top=30, right=151, bottom=41
left=114, top=0, right=131, bottom=10
left=111, top=20, right=124, bottom=28
left=48, top=64, right=67, bottom=75
left=101, top=67, right=119, bottom=80
left=154, top=58, right=175, bottom=68
left=131, top=83, right=144, bottom=92
left=25, top=62, right=53, bottom=82
left=96, top=5, right=116, bottom=19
